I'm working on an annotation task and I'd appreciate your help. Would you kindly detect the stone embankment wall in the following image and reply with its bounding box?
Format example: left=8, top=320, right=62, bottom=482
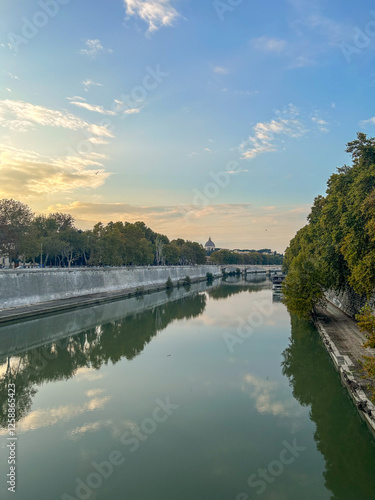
left=0, top=280, right=218, bottom=359
left=326, top=288, right=373, bottom=318
left=0, top=266, right=222, bottom=310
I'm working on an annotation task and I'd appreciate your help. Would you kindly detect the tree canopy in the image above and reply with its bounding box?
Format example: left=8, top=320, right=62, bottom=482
left=283, top=133, right=375, bottom=317
left=0, top=200, right=206, bottom=268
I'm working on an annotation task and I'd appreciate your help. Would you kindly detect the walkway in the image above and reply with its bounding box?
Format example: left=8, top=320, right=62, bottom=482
left=315, top=302, right=375, bottom=435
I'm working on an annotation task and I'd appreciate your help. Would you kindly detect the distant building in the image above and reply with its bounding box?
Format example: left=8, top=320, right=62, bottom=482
left=205, top=237, right=216, bottom=254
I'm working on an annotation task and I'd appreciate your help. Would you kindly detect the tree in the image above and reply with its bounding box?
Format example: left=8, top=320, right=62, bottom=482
left=356, top=304, right=375, bottom=401
left=155, top=236, right=165, bottom=265
left=282, top=252, right=326, bottom=319
left=0, top=199, right=33, bottom=263
left=283, top=133, right=375, bottom=318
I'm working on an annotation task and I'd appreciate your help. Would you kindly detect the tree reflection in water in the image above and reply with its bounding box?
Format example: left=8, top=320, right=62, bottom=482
left=282, top=315, right=375, bottom=500
left=0, top=292, right=207, bottom=428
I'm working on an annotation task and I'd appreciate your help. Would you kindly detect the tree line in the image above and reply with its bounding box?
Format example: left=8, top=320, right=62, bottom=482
left=210, top=248, right=283, bottom=265
left=282, top=133, right=375, bottom=400
left=283, top=133, right=375, bottom=317
left=0, top=199, right=207, bottom=267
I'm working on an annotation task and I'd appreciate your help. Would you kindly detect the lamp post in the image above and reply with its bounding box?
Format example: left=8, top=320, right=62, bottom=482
left=40, top=242, right=43, bottom=268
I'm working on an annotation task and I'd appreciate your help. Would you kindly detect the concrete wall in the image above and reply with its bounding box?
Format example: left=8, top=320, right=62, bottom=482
left=0, top=280, right=220, bottom=359
left=326, top=288, right=373, bottom=318
left=0, top=266, right=222, bottom=310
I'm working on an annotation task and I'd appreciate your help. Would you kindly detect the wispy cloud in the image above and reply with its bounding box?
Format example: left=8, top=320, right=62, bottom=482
left=0, top=99, right=114, bottom=137
left=312, top=114, right=329, bottom=133
left=251, top=37, right=287, bottom=52
left=287, top=0, right=352, bottom=49
left=5, top=72, right=20, bottom=80
left=80, top=39, right=113, bottom=57
left=242, top=374, right=303, bottom=417
left=124, top=0, right=180, bottom=34
left=0, top=145, right=110, bottom=198
left=112, top=99, right=142, bottom=115
left=213, top=65, right=229, bottom=74
left=361, top=116, right=375, bottom=126
left=44, top=201, right=309, bottom=252
left=240, top=104, right=306, bottom=160
left=288, top=55, right=316, bottom=68
left=82, top=79, right=103, bottom=92
left=70, top=100, right=116, bottom=116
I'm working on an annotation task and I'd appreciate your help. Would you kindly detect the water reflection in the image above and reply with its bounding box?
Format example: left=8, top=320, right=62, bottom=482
left=2, top=280, right=375, bottom=500
left=282, top=315, right=375, bottom=499
left=0, top=286, right=209, bottom=428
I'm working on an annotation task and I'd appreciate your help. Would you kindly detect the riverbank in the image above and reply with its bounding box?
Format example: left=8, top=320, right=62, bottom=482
left=0, top=266, right=222, bottom=324
left=314, top=302, right=375, bottom=437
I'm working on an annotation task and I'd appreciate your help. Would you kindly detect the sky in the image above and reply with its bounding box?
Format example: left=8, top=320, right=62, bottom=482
left=1, top=0, right=375, bottom=252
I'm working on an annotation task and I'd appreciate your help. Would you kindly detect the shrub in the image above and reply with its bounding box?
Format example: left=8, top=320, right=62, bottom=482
left=183, top=275, right=191, bottom=286
left=134, top=287, right=145, bottom=297
left=166, top=277, right=174, bottom=289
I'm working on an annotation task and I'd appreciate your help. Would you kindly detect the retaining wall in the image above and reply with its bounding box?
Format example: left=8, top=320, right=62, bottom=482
left=326, top=288, right=374, bottom=318
left=0, top=266, right=222, bottom=310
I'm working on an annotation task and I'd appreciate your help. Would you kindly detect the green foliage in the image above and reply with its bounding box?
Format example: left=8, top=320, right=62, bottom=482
left=356, top=304, right=375, bottom=401
left=206, top=272, right=214, bottom=283
left=165, top=277, right=174, bottom=289
left=0, top=199, right=33, bottom=262
left=0, top=199, right=206, bottom=268
left=183, top=275, right=191, bottom=287
left=284, top=133, right=375, bottom=319
left=134, top=287, right=145, bottom=297
left=282, top=252, right=326, bottom=319
left=356, top=304, right=375, bottom=349
left=211, top=248, right=283, bottom=265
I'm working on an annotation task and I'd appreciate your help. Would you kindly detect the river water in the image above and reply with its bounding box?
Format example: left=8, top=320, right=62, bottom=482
left=1, top=277, right=375, bottom=500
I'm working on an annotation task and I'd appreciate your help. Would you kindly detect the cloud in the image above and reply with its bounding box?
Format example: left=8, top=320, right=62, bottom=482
left=66, top=96, right=86, bottom=102
left=44, top=201, right=309, bottom=252
left=124, top=0, right=180, bottom=34
left=361, top=117, right=375, bottom=126
left=251, top=37, right=287, bottom=52
left=312, top=115, right=329, bottom=133
left=67, top=420, right=113, bottom=440
left=288, top=0, right=352, bottom=49
left=6, top=72, right=20, bottom=80
left=288, top=55, right=316, bottom=68
left=213, top=66, right=229, bottom=74
left=0, top=396, right=111, bottom=435
left=70, top=100, right=116, bottom=116
left=82, top=79, right=103, bottom=91
left=124, top=107, right=141, bottom=115
left=0, top=145, right=111, bottom=198
left=80, top=39, right=113, bottom=57
left=240, top=104, right=307, bottom=160
left=242, top=374, right=303, bottom=417
left=0, top=99, right=114, bottom=138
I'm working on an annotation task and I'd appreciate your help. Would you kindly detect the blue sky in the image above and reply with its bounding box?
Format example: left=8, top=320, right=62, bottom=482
left=1, top=0, right=375, bottom=252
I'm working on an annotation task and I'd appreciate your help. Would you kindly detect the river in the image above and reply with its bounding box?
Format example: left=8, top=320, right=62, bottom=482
left=1, top=277, right=375, bottom=500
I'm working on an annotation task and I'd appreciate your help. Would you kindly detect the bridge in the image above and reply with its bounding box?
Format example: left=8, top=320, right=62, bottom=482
left=220, top=265, right=283, bottom=276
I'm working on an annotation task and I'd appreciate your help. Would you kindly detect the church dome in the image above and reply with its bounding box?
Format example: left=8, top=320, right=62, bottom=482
left=205, top=237, right=215, bottom=248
